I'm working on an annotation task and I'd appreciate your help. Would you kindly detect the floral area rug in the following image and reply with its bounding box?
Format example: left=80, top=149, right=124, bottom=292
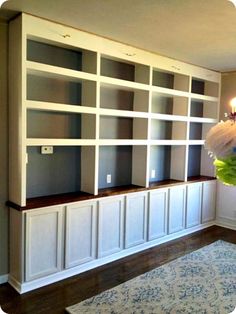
left=66, top=240, right=236, bottom=314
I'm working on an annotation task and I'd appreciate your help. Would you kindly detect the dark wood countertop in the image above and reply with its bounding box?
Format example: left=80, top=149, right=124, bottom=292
left=7, top=176, right=216, bottom=211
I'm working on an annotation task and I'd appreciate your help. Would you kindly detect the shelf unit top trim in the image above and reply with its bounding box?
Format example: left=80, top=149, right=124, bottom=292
left=22, top=13, right=221, bottom=82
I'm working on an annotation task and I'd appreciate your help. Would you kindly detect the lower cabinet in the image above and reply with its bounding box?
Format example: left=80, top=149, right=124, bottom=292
left=202, top=180, right=216, bottom=223
left=9, top=180, right=217, bottom=292
left=97, top=196, right=124, bottom=258
left=65, top=201, right=97, bottom=269
left=148, top=188, right=168, bottom=241
left=25, top=206, right=63, bottom=281
left=186, top=183, right=202, bottom=228
left=168, top=185, right=186, bottom=234
left=125, top=192, right=148, bottom=248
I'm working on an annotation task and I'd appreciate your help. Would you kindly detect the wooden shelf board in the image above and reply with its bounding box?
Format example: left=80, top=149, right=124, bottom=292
left=149, top=179, right=184, bottom=188
left=99, top=108, right=149, bottom=118
left=27, top=61, right=97, bottom=83
left=26, top=100, right=97, bottom=114
left=150, top=140, right=187, bottom=145
left=26, top=138, right=97, bottom=146
left=188, top=140, right=205, bottom=145
left=189, top=117, right=217, bottom=123
left=98, top=140, right=147, bottom=146
left=190, top=93, right=218, bottom=102
left=7, top=191, right=94, bottom=211
left=187, top=175, right=216, bottom=182
left=151, top=86, right=189, bottom=98
left=100, top=77, right=149, bottom=92
left=98, top=184, right=144, bottom=197
left=151, top=113, right=188, bottom=122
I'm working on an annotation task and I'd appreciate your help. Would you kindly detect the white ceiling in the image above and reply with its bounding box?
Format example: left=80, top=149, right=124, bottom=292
left=1, top=0, right=236, bottom=72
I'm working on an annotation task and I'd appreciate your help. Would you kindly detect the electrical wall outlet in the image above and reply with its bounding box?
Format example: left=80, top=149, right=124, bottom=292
left=106, top=174, right=112, bottom=184
left=41, top=146, right=53, bottom=154
left=151, top=169, right=156, bottom=178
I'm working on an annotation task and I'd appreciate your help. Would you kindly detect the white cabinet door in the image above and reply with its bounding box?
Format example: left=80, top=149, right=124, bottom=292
left=202, top=180, right=216, bottom=223
left=168, top=185, right=186, bottom=234
left=98, top=196, right=124, bottom=258
left=148, top=188, right=168, bottom=241
left=186, top=183, right=202, bottom=228
left=65, top=201, right=97, bottom=269
left=25, top=206, right=63, bottom=281
left=125, top=192, right=147, bottom=249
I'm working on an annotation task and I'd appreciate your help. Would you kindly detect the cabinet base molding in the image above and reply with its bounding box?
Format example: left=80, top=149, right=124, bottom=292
left=9, top=222, right=214, bottom=294
left=215, top=217, right=236, bottom=231
left=0, top=274, right=8, bottom=285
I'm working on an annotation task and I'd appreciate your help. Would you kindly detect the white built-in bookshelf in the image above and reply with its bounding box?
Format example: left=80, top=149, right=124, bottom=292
left=9, top=14, right=220, bottom=207
left=8, top=13, right=221, bottom=293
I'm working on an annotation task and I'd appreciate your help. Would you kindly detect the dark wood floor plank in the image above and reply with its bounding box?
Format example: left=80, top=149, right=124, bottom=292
left=0, top=226, right=235, bottom=314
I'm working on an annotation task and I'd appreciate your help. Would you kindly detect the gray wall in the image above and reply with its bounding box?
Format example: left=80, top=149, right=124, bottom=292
left=220, top=72, right=236, bottom=120
left=99, top=146, right=132, bottom=189
left=27, top=147, right=81, bottom=198
left=149, top=146, right=171, bottom=182
left=0, top=21, right=8, bottom=277
left=187, top=145, right=201, bottom=178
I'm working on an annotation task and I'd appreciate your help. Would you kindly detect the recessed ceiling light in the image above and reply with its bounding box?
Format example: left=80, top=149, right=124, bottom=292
left=228, top=0, right=236, bottom=7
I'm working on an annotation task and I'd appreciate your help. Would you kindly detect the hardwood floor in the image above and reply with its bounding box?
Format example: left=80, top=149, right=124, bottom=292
left=0, top=226, right=235, bottom=314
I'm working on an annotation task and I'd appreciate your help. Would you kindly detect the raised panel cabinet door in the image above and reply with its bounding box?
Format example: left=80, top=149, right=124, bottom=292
left=202, top=180, right=216, bottom=223
left=125, top=192, right=147, bottom=249
left=186, top=183, right=202, bottom=228
left=168, top=185, right=186, bottom=234
left=65, top=201, right=97, bottom=269
left=148, top=188, right=168, bottom=241
left=25, top=206, right=63, bottom=282
left=98, top=196, right=124, bottom=258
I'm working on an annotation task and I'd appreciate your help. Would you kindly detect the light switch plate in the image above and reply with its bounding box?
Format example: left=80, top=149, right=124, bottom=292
left=41, top=146, right=53, bottom=154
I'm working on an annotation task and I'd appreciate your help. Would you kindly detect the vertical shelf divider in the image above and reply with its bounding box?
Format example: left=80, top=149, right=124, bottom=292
left=147, top=66, right=153, bottom=187
left=132, top=146, right=148, bottom=187
left=185, top=78, right=192, bottom=181
left=9, top=15, right=27, bottom=206
left=170, top=146, right=186, bottom=181
left=94, top=53, right=101, bottom=195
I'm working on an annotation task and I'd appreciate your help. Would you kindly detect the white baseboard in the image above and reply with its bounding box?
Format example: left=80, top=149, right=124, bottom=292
left=9, top=222, right=215, bottom=294
left=0, top=274, right=8, bottom=285
left=215, top=217, right=236, bottom=231
left=8, top=276, right=21, bottom=293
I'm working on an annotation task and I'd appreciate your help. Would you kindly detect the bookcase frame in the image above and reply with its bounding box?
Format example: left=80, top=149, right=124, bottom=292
left=9, top=14, right=221, bottom=207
